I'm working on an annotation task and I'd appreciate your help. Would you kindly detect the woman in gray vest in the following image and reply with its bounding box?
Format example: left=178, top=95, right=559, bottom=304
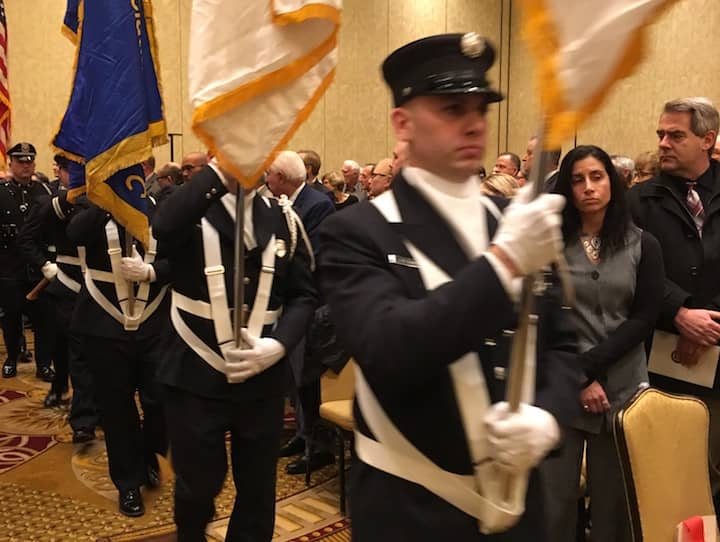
left=542, top=145, right=664, bottom=542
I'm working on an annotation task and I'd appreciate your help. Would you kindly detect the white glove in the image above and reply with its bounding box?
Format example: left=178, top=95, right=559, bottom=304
left=483, top=402, right=560, bottom=474
left=120, top=246, right=156, bottom=282
left=491, top=186, right=565, bottom=275
left=225, top=328, right=286, bottom=383
left=41, top=261, right=58, bottom=281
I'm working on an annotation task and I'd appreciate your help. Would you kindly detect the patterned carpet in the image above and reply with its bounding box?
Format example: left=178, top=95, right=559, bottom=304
left=0, top=334, right=351, bottom=541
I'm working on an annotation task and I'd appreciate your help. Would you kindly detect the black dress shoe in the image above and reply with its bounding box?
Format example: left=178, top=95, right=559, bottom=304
left=286, top=450, right=335, bottom=475
left=35, top=365, right=55, bottom=383
left=43, top=391, right=69, bottom=408
left=2, top=360, right=16, bottom=378
left=72, top=428, right=96, bottom=444
left=279, top=436, right=306, bottom=457
left=145, top=463, right=161, bottom=489
left=119, top=488, right=144, bottom=517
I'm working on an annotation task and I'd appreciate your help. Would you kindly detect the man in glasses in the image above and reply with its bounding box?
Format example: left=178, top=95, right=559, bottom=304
left=180, top=152, right=209, bottom=183
left=368, top=157, right=393, bottom=199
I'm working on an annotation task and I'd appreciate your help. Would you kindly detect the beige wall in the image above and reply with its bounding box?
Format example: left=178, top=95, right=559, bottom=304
left=6, top=0, right=720, bottom=177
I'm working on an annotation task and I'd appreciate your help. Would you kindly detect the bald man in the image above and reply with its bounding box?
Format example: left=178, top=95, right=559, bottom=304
left=181, top=152, right=209, bottom=183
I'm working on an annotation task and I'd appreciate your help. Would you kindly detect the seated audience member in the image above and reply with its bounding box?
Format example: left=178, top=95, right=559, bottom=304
left=492, top=152, right=521, bottom=177
left=543, top=145, right=663, bottom=542
left=480, top=172, right=519, bottom=198
left=611, top=154, right=635, bottom=188
left=322, top=170, right=359, bottom=211
left=633, top=150, right=659, bottom=184
left=368, top=158, right=393, bottom=199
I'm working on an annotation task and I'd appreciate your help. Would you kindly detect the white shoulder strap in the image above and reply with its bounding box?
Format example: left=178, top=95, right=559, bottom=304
left=360, top=189, right=528, bottom=530
left=479, top=195, right=502, bottom=221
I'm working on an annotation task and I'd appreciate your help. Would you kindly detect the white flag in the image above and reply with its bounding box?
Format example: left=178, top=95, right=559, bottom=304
left=190, top=1, right=341, bottom=188
left=520, top=0, right=678, bottom=147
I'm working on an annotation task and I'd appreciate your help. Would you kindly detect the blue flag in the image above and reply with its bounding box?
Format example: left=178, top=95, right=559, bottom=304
left=62, top=0, right=80, bottom=44
left=54, top=0, right=167, bottom=247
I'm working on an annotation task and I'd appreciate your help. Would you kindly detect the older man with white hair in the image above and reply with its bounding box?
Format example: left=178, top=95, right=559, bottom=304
left=341, top=159, right=366, bottom=201
left=266, top=150, right=339, bottom=475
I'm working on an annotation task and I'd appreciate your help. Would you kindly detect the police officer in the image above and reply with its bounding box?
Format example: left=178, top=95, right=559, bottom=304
left=152, top=161, right=318, bottom=541
left=318, top=34, right=579, bottom=540
left=17, top=155, right=99, bottom=442
left=0, top=142, right=54, bottom=381
left=66, top=194, right=169, bottom=517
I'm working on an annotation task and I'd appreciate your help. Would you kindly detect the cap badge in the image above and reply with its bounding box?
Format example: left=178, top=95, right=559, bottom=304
left=402, top=86, right=412, bottom=97
left=461, top=32, right=484, bottom=59
left=21, top=143, right=30, bottom=153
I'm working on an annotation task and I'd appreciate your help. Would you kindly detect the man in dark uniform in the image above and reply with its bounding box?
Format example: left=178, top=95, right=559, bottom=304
left=66, top=194, right=169, bottom=517
left=0, top=142, right=54, bottom=381
left=318, top=34, right=578, bottom=541
left=152, top=161, right=318, bottom=542
left=17, top=155, right=99, bottom=442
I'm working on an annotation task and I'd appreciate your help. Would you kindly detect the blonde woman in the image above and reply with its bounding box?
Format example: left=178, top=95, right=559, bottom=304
left=480, top=172, right=519, bottom=198
left=322, top=170, right=359, bottom=210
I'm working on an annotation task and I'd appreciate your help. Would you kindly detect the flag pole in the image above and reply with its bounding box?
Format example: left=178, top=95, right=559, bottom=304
left=125, top=234, right=136, bottom=313
left=233, top=183, right=245, bottom=347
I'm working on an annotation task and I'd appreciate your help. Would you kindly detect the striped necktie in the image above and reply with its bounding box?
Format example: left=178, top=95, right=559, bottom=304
left=686, top=182, right=705, bottom=233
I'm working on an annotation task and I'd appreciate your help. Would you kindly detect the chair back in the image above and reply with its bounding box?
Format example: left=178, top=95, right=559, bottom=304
left=614, top=387, right=716, bottom=541
left=320, top=359, right=355, bottom=403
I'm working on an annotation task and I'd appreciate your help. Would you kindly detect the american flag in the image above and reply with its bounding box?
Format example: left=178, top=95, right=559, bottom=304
left=0, top=0, right=9, bottom=166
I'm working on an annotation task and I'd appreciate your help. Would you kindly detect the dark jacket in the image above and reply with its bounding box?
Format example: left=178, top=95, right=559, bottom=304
left=628, top=159, right=720, bottom=393
left=66, top=196, right=171, bottom=340
left=17, top=190, right=81, bottom=299
left=318, top=173, right=579, bottom=540
left=0, top=178, right=53, bottom=282
left=292, top=182, right=335, bottom=252
left=152, top=166, right=318, bottom=402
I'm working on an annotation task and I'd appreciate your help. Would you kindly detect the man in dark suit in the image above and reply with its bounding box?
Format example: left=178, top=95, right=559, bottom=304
left=152, top=162, right=318, bottom=541
left=298, top=149, right=334, bottom=202
left=265, top=150, right=339, bottom=474
left=318, top=33, right=578, bottom=541
left=628, top=96, right=720, bottom=502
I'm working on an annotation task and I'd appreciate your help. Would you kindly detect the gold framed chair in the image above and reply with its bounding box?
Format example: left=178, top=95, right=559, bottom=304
left=306, top=359, right=355, bottom=514
left=614, top=387, right=717, bottom=541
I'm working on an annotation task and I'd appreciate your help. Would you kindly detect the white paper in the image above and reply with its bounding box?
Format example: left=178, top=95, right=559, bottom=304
left=649, top=331, right=719, bottom=388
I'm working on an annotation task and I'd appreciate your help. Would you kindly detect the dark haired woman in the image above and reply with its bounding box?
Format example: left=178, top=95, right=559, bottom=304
left=541, top=145, right=664, bottom=542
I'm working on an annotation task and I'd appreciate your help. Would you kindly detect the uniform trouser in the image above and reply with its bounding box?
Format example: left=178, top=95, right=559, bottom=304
left=51, top=295, right=98, bottom=431
left=84, top=333, right=167, bottom=492
left=0, top=278, right=52, bottom=368
left=539, top=425, right=631, bottom=542
left=163, top=385, right=284, bottom=542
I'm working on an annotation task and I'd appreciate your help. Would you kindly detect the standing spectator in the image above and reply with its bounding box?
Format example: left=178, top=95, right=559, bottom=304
left=611, top=154, right=635, bottom=189
left=492, top=152, right=521, bottom=177
left=341, top=159, right=366, bottom=201
left=180, top=152, right=209, bottom=184
left=142, top=155, right=159, bottom=196
left=368, top=158, right=393, bottom=199
left=628, top=97, right=720, bottom=500
left=544, top=145, right=663, bottom=542
left=322, top=170, right=359, bottom=211
left=633, top=151, right=659, bottom=184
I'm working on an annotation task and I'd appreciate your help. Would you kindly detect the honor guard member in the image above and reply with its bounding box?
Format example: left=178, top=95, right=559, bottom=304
left=17, top=155, right=99, bottom=442
left=318, top=34, right=579, bottom=541
left=152, top=161, right=318, bottom=542
left=0, top=142, right=55, bottom=381
left=66, top=194, right=170, bottom=517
